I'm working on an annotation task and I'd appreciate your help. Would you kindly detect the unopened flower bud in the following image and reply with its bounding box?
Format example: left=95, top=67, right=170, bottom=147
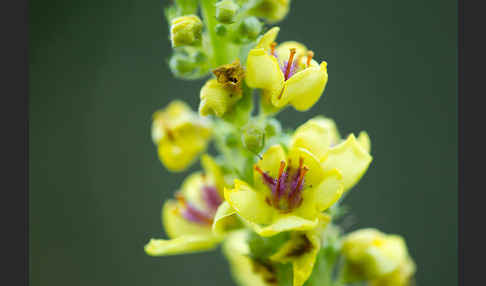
left=264, top=118, right=282, bottom=138
left=216, top=0, right=239, bottom=24
left=240, top=17, right=262, bottom=40
left=215, top=23, right=227, bottom=36
left=199, top=79, right=243, bottom=117
left=169, top=54, right=197, bottom=76
left=248, top=0, right=290, bottom=23
left=242, top=122, right=265, bottom=154
left=170, top=15, right=203, bottom=47
left=225, top=132, right=239, bottom=147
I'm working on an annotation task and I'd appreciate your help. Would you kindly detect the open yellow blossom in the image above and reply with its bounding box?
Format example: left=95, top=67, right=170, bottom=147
left=223, top=230, right=279, bottom=286
left=223, top=127, right=344, bottom=237
left=291, top=118, right=372, bottom=192
left=341, top=228, right=415, bottom=285
left=370, top=257, right=416, bottom=286
left=245, top=27, right=328, bottom=111
left=151, top=100, right=212, bottom=172
left=145, top=155, right=237, bottom=256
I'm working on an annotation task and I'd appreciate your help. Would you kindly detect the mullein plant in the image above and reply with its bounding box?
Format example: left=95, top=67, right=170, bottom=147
left=144, top=1, right=416, bottom=285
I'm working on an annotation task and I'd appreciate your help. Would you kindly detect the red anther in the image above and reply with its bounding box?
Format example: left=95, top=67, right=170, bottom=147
left=295, top=166, right=309, bottom=193
left=284, top=48, right=297, bottom=80
left=255, top=165, right=276, bottom=187
left=175, top=192, right=186, bottom=205
left=270, top=42, right=277, bottom=55
left=275, top=161, right=286, bottom=193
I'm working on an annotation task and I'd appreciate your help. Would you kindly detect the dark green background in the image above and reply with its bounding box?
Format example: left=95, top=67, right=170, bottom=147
left=30, top=0, right=457, bottom=285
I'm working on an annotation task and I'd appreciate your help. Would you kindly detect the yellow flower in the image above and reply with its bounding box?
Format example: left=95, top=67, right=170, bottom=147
left=145, top=155, right=237, bottom=256
left=199, top=60, right=245, bottom=117
left=223, top=230, right=279, bottom=286
left=269, top=218, right=329, bottom=286
left=291, top=117, right=372, bottom=192
left=248, top=0, right=291, bottom=23
left=370, top=257, right=416, bottom=286
left=151, top=100, right=212, bottom=172
left=341, top=228, right=415, bottom=284
left=245, top=27, right=328, bottom=111
left=224, top=129, right=344, bottom=237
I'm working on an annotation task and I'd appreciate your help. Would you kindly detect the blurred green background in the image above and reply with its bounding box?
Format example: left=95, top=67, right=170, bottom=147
left=30, top=0, right=457, bottom=285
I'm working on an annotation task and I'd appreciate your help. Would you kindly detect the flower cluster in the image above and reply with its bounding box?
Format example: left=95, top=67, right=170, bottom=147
left=144, top=1, right=416, bottom=286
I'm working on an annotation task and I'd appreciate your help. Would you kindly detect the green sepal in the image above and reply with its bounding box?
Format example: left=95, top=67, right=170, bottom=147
left=221, top=81, right=254, bottom=127
left=247, top=230, right=290, bottom=260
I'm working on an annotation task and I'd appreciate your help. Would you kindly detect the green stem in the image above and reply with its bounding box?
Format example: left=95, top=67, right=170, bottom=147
left=200, top=0, right=234, bottom=66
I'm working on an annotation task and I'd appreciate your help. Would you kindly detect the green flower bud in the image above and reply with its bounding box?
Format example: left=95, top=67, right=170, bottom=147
left=169, top=54, right=197, bottom=75
left=225, top=132, right=239, bottom=147
left=242, top=121, right=266, bottom=154
left=264, top=118, right=282, bottom=138
left=240, top=16, right=263, bottom=40
left=215, top=23, right=227, bottom=36
left=215, top=0, right=239, bottom=24
left=248, top=0, right=291, bottom=23
left=170, top=15, right=203, bottom=47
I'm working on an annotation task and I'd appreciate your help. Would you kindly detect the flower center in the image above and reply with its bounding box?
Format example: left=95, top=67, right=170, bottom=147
left=255, top=158, right=309, bottom=212
left=175, top=182, right=222, bottom=225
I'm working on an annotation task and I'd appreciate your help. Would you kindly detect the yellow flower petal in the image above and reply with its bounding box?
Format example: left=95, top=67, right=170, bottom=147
left=291, top=120, right=332, bottom=160
left=179, top=172, right=207, bottom=211
left=357, top=131, right=371, bottom=153
left=315, top=169, right=344, bottom=212
left=275, top=41, right=308, bottom=64
left=223, top=230, right=276, bottom=286
left=225, top=179, right=275, bottom=225
left=307, top=116, right=341, bottom=146
left=144, top=235, right=220, bottom=256
left=270, top=232, right=321, bottom=286
left=246, top=48, right=284, bottom=98
left=253, top=144, right=287, bottom=191
left=162, top=200, right=213, bottom=239
left=276, top=62, right=328, bottom=111
left=212, top=201, right=239, bottom=235
left=151, top=100, right=194, bottom=144
left=287, top=146, right=325, bottom=188
left=247, top=214, right=320, bottom=237
left=157, top=121, right=211, bottom=172
left=370, top=257, right=416, bottom=286
left=342, top=229, right=410, bottom=279
left=321, top=134, right=372, bottom=192
left=201, top=154, right=226, bottom=197
left=199, top=78, right=243, bottom=117
left=256, top=26, right=280, bottom=49
left=248, top=0, right=290, bottom=23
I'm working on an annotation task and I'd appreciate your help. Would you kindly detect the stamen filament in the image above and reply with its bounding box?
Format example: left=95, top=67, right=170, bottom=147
left=284, top=48, right=297, bottom=80
left=270, top=42, right=277, bottom=56
left=295, top=166, right=309, bottom=193
left=274, top=161, right=287, bottom=201
left=306, top=51, right=314, bottom=67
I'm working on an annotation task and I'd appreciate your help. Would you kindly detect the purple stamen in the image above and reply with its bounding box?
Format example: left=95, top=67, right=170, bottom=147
left=255, top=157, right=309, bottom=212
left=281, top=60, right=297, bottom=80
left=181, top=202, right=213, bottom=225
